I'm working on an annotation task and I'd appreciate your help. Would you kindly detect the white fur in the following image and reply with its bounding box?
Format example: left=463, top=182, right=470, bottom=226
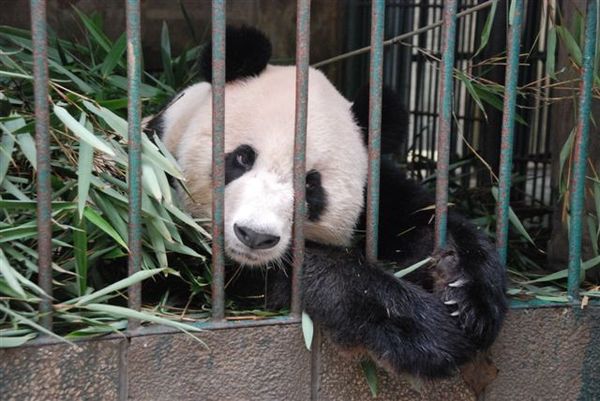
left=161, top=65, right=368, bottom=266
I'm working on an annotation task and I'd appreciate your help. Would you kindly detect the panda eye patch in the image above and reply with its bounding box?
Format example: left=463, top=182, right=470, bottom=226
left=306, top=170, right=327, bottom=221
left=225, top=144, right=256, bottom=185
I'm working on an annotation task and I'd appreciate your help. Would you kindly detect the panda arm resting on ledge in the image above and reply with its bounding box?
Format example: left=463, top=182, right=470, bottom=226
left=147, top=26, right=507, bottom=379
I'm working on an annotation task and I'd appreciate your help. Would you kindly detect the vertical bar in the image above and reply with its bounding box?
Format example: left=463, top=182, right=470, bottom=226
left=495, top=0, right=524, bottom=265
left=30, top=0, right=52, bottom=329
left=365, top=0, right=385, bottom=264
left=211, top=0, right=226, bottom=321
left=433, top=0, right=457, bottom=249
left=567, top=0, right=597, bottom=302
left=126, top=0, right=142, bottom=329
left=291, top=0, right=311, bottom=317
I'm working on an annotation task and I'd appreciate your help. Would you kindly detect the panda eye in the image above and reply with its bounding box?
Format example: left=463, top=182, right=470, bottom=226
left=236, top=153, right=251, bottom=169
left=233, top=145, right=256, bottom=170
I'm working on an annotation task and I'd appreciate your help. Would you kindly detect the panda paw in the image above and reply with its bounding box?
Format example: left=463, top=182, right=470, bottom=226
left=432, top=248, right=505, bottom=350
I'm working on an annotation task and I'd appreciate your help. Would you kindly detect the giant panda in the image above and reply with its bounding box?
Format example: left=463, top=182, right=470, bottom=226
left=146, top=26, right=507, bottom=378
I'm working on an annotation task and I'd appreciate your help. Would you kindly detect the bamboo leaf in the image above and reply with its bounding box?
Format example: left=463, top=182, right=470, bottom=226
left=15, top=133, right=36, bottom=170
left=394, top=257, right=432, bottom=278
left=474, top=0, right=498, bottom=57
left=0, top=333, right=37, bottom=348
left=301, top=311, right=313, bottom=351
left=0, top=304, right=70, bottom=344
left=77, top=140, right=94, bottom=219
left=72, top=268, right=166, bottom=305
left=73, top=216, right=88, bottom=296
left=54, top=105, right=115, bottom=157
left=360, top=359, right=379, bottom=398
left=100, top=33, right=126, bottom=77
left=0, top=249, right=27, bottom=298
left=80, top=304, right=206, bottom=345
left=83, top=207, right=128, bottom=250
left=161, top=22, right=175, bottom=86
left=491, top=187, right=535, bottom=245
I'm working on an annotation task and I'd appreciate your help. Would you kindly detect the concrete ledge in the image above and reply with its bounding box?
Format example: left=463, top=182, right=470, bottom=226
left=127, top=324, right=311, bottom=401
left=0, top=337, right=124, bottom=401
left=1, top=308, right=598, bottom=401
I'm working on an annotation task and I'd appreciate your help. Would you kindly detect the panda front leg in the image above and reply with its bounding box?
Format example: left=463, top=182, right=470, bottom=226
left=302, top=244, right=475, bottom=378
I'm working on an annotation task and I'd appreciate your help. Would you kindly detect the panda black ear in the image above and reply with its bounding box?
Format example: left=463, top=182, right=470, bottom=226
left=351, top=85, right=409, bottom=155
left=200, top=25, right=272, bottom=83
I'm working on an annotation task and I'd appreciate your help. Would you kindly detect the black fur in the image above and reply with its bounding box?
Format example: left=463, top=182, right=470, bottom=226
left=351, top=84, right=409, bottom=155
left=225, top=144, right=256, bottom=185
left=200, top=25, right=272, bottom=83
left=306, top=170, right=327, bottom=221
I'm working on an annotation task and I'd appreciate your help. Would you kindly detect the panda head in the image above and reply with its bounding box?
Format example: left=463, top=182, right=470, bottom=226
left=157, top=26, right=368, bottom=266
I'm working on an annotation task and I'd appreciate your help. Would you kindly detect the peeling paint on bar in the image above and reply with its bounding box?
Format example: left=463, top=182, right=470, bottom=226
left=365, top=0, right=385, bottom=264
left=30, top=0, right=53, bottom=330
left=126, top=0, right=143, bottom=330
left=291, top=0, right=311, bottom=317
left=567, top=0, right=597, bottom=302
left=211, top=0, right=226, bottom=321
left=495, top=0, right=524, bottom=266
left=434, top=0, right=458, bottom=249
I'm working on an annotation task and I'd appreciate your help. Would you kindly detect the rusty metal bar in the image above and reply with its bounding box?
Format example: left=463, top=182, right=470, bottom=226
left=365, top=0, right=385, bottom=264
left=434, top=0, right=458, bottom=249
left=495, top=0, right=524, bottom=265
left=30, top=0, right=52, bottom=329
left=567, top=0, right=597, bottom=302
left=290, top=0, right=311, bottom=317
left=211, top=0, right=226, bottom=321
left=126, top=0, right=142, bottom=330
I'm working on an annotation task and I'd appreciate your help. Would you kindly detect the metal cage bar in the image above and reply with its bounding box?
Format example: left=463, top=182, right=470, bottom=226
left=567, top=0, right=598, bottom=301
left=290, top=0, right=311, bottom=316
left=434, top=0, right=458, bottom=248
left=125, top=0, right=143, bottom=329
left=211, top=0, right=227, bottom=321
left=30, top=0, right=53, bottom=330
left=365, top=0, right=385, bottom=264
left=495, top=0, right=524, bottom=265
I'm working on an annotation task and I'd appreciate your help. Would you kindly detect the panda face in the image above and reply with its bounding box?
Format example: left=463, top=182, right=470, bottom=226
left=161, top=65, right=368, bottom=266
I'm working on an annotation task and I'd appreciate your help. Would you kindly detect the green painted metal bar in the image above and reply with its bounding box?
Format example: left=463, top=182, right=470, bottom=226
left=495, top=0, right=524, bottom=265
left=365, top=0, right=385, bottom=264
left=126, top=0, right=143, bottom=329
left=30, top=0, right=53, bottom=330
left=211, top=0, right=226, bottom=321
left=567, top=0, right=598, bottom=302
left=434, top=0, right=458, bottom=248
left=290, top=0, right=311, bottom=317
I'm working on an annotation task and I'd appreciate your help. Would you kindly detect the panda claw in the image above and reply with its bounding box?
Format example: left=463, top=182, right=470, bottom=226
left=448, top=278, right=467, bottom=288
left=450, top=310, right=460, bottom=317
left=444, top=299, right=458, bottom=305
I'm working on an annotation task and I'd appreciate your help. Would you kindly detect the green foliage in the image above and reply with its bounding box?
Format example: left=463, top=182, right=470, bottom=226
left=0, top=11, right=209, bottom=345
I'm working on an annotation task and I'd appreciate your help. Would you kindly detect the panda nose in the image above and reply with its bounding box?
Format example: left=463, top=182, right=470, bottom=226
left=234, top=224, right=280, bottom=250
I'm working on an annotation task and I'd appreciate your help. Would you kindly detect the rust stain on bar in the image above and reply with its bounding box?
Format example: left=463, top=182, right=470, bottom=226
left=290, top=0, right=311, bottom=317
left=365, top=0, right=385, bottom=264
left=495, top=0, right=524, bottom=266
left=211, top=0, right=226, bottom=321
left=126, top=0, right=143, bottom=330
left=434, top=0, right=457, bottom=249
left=567, top=0, right=597, bottom=302
left=30, top=0, right=53, bottom=329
